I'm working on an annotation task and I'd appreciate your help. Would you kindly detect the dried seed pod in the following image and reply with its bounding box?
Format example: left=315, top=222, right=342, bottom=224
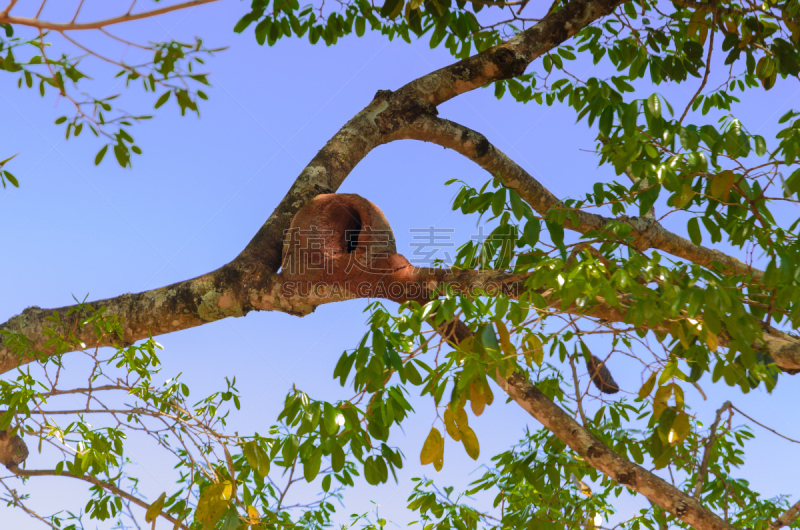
left=0, top=430, right=29, bottom=468
left=586, top=355, right=619, bottom=394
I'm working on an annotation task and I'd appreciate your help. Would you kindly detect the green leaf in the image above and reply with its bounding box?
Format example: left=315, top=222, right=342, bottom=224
left=0, top=153, right=18, bottom=167
left=754, top=135, right=767, bottom=157
left=372, top=331, right=386, bottom=356
left=304, top=447, right=322, bottom=482
left=545, top=220, right=565, bottom=249
left=785, top=168, right=800, bottom=197
left=598, top=106, right=614, bottom=138
left=491, top=188, right=506, bottom=217
left=687, top=217, right=701, bottom=245
left=404, top=361, right=423, bottom=386
left=646, top=94, right=661, bottom=119
left=622, top=102, right=638, bottom=136
left=2, top=171, right=19, bottom=188
left=508, top=190, right=524, bottom=220
left=478, top=323, right=501, bottom=356
left=154, top=91, right=171, bottom=109
left=673, top=184, right=695, bottom=209
left=323, top=402, right=341, bottom=435
left=380, top=0, right=404, bottom=19
left=255, top=19, right=270, bottom=45
left=94, top=145, right=108, bottom=166
left=331, top=444, right=345, bottom=472
left=523, top=219, right=541, bottom=247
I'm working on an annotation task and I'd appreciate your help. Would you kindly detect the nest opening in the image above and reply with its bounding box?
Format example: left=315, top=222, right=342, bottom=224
left=344, top=211, right=362, bottom=254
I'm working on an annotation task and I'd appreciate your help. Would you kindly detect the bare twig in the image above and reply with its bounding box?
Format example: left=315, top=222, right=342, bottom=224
left=9, top=465, right=189, bottom=529
left=731, top=405, right=800, bottom=444
left=0, top=0, right=219, bottom=31
left=680, top=13, right=716, bottom=123
left=693, top=401, right=731, bottom=498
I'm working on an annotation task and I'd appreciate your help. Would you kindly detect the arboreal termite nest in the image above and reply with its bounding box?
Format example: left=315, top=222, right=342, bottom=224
left=280, top=193, right=428, bottom=303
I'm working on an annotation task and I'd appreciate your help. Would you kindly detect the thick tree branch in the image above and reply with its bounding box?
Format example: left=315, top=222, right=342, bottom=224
left=496, top=370, right=735, bottom=530
left=392, top=115, right=800, bottom=372
left=0, top=263, right=523, bottom=374
left=2, top=0, right=628, bottom=373
left=433, top=318, right=736, bottom=530
left=397, top=115, right=763, bottom=279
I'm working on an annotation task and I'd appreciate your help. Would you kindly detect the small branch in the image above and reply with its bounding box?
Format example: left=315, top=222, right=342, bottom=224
left=569, top=354, right=589, bottom=425
left=680, top=13, right=716, bottom=123
left=771, top=497, right=800, bottom=530
left=693, top=401, right=730, bottom=498
left=730, top=405, right=800, bottom=444
left=0, top=0, right=18, bottom=17
left=672, top=0, right=764, bottom=15
left=0, top=0, right=219, bottom=31
left=9, top=465, right=188, bottom=529
left=0, top=480, right=58, bottom=529
left=432, top=318, right=736, bottom=530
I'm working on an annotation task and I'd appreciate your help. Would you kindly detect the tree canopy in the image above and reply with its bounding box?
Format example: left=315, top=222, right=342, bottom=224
left=1, top=0, right=800, bottom=529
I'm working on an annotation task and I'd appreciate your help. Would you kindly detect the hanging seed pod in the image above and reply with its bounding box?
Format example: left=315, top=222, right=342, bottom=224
left=586, top=355, right=619, bottom=394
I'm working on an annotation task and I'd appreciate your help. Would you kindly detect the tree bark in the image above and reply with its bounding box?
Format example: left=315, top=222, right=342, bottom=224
left=0, top=0, right=628, bottom=373
left=434, top=318, right=736, bottom=530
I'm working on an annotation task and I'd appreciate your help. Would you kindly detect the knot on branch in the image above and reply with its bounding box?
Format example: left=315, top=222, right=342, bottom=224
left=373, top=89, right=393, bottom=102
left=280, top=194, right=428, bottom=302
left=375, top=96, right=439, bottom=135
left=492, top=47, right=528, bottom=79
left=621, top=215, right=659, bottom=251
left=0, top=430, right=28, bottom=468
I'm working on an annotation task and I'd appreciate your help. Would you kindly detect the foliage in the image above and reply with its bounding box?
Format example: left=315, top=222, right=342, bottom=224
left=2, top=0, right=800, bottom=529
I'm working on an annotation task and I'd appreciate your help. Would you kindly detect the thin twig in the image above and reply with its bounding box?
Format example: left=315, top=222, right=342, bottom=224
left=680, top=13, right=716, bottom=123
left=693, top=401, right=730, bottom=498
left=731, top=405, right=800, bottom=444
left=0, top=0, right=219, bottom=31
left=9, top=465, right=189, bottom=529
left=569, top=354, right=589, bottom=426
left=0, top=480, right=58, bottom=529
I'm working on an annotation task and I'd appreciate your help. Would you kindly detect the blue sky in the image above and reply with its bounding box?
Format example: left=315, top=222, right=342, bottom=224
left=1, top=0, right=799, bottom=527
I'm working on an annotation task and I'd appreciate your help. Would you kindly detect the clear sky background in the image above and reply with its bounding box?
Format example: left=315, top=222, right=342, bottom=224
left=1, top=0, right=799, bottom=528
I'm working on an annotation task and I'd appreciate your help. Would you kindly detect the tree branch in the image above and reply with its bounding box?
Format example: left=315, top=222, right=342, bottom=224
left=391, top=115, right=800, bottom=372
left=9, top=465, right=188, bottom=529
left=0, top=0, right=220, bottom=31
left=1, top=0, right=628, bottom=373
left=396, top=114, right=763, bottom=279
left=771, top=497, right=800, bottom=530
left=693, top=401, right=730, bottom=498
left=671, top=0, right=764, bottom=16
left=432, top=318, right=736, bottom=530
